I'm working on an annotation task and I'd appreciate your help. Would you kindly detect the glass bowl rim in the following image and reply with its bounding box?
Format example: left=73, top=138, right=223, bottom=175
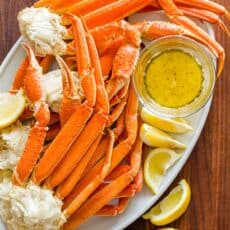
left=132, top=35, right=216, bottom=118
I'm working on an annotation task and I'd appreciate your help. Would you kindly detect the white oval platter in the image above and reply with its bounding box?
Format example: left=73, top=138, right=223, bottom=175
left=0, top=11, right=215, bottom=230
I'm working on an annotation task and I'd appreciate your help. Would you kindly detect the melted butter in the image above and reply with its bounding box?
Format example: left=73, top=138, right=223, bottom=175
left=145, top=50, right=203, bottom=108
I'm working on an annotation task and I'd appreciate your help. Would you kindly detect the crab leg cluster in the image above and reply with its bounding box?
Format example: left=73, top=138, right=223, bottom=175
left=9, top=0, right=230, bottom=228
left=34, top=0, right=230, bottom=76
left=11, top=13, right=143, bottom=227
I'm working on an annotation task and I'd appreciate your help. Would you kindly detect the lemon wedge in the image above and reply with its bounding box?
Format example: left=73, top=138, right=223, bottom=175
left=0, top=90, right=26, bottom=129
left=141, top=108, right=193, bottom=134
left=143, top=179, right=191, bottom=226
left=144, top=148, right=181, bottom=194
left=140, top=123, right=186, bottom=149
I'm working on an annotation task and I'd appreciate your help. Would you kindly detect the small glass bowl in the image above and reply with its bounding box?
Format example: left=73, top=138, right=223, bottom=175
left=133, top=35, right=216, bottom=118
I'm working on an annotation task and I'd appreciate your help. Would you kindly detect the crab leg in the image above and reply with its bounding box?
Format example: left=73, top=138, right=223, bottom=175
left=34, top=0, right=52, bottom=7
left=96, top=170, right=142, bottom=216
left=64, top=172, right=133, bottom=229
left=134, top=21, right=203, bottom=41
left=134, top=19, right=226, bottom=76
left=58, top=129, right=114, bottom=200
left=68, top=0, right=119, bottom=15
left=110, top=78, right=130, bottom=106
left=44, top=96, right=106, bottom=189
left=178, top=6, right=230, bottom=37
left=62, top=140, right=131, bottom=209
left=117, top=168, right=143, bottom=198
left=34, top=0, right=82, bottom=9
left=174, top=0, right=230, bottom=22
left=85, top=23, right=110, bottom=115
left=100, top=130, right=115, bottom=178
left=12, top=54, right=53, bottom=92
left=62, top=85, right=138, bottom=216
left=12, top=43, right=50, bottom=186
left=53, top=79, right=128, bottom=199
left=63, top=135, right=143, bottom=228
left=96, top=197, right=129, bottom=216
left=95, top=152, right=142, bottom=217
left=84, top=135, right=110, bottom=172
left=106, top=44, right=139, bottom=100
left=159, top=0, right=225, bottom=76
left=83, top=0, right=152, bottom=29
left=55, top=132, right=103, bottom=199
left=32, top=16, right=96, bottom=185
left=62, top=0, right=228, bottom=76
left=10, top=56, right=29, bottom=92
left=105, top=165, right=131, bottom=181
left=107, top=100, right=127, bottom=127
left=56, top=56, right=81, bottom=126
left=19, top=110, right=59, bottom=125
left=43, top=16, right=110, bottom=189
left=113, top=109, right=125, bottom=139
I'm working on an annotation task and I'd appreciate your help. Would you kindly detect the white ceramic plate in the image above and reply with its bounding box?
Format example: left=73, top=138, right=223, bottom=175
left=0, top=11, right=215, bottom=230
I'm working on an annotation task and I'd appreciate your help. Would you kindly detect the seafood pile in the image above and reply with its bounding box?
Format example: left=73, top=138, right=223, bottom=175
left=0, top=0, right=229, bottom=229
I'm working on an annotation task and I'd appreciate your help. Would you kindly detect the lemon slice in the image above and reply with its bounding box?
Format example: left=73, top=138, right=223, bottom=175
left=143, top=179, right=191, bottom=226
left=144, top=148, right=181, bottom=194
left=140, top=123, right=186, bottom=149
left=0, top=90, right=26, bottom=129
left=141, top=108, right=193, bottom=134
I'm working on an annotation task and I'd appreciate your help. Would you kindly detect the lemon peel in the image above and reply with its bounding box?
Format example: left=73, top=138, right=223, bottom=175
left=140, top=123, right=186, bottom=149
left=144, top=148, right=181, bottom=194
left=0, top=90, right=25, bottom=129
left=141, top=108, right=193, bottom=134
left=143, top=179, right=191, bottom=226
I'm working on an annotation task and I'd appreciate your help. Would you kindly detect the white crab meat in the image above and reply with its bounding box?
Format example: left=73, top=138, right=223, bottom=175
left=0, top=122, right=30, bottom=171
left=43, top=69, right=83, bottom=113
left=0, top=170, right=65, bottom=230
left=18, top=7, right=67, bottom=56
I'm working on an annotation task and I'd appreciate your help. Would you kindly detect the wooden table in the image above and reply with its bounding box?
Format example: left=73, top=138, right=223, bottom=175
left=0, top=1, right=229, bottom=229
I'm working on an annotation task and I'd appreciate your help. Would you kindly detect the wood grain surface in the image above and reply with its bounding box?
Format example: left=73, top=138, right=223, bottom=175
left=0, top=1, right=229, bottom=230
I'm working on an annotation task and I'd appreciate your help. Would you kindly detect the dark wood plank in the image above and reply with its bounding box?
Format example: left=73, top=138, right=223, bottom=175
left=0, top=1, right=229, bottom=230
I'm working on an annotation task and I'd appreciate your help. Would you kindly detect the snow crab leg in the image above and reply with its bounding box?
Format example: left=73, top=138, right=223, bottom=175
left=96, top=197, right=130, bottom=217
left=64, top=133, right=143, bottom=229
left=67, top=0, right=119, bottom=15
left=32, top=16, right=96, bottom=185
left=174, top=0, right=230, bottom=22
left=35, top=0, right=230, bottom=43
left=10, top=56, right=29, bottom=92
left=178, top=6, right=230, bottom=37
left=62, top=84, right=139, bottom=217
left=12, top=43, right=50, bottom=186
left=56, top=56, right=81, bottom=127
left=42, top=15, right=110, bottom=189
left=158, top=0, right=225, bottom=76
left=11, top=54, right=54, bottom=93
left=96, top=168, right=143, bottom=217
left=34, top=0, right=229, bottom=78
left=55, top=133, right=103, bottom=199
left=43, top=16, right=129, bottom=192
left=64, top=0, right=228, bottom=76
